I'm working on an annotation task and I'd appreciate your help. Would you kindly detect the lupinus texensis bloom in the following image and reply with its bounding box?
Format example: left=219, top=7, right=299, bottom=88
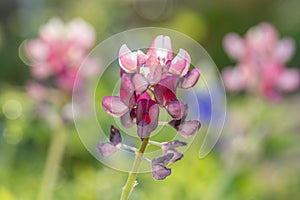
left=22, top=18, right=98, bottom=200
left=25, top=18, right=97, bottom=93
left=222, top=22, right=299, bottom=101
left=98, top=35, right=201, bottom=181
left=24, top=18, right=99, bottom=120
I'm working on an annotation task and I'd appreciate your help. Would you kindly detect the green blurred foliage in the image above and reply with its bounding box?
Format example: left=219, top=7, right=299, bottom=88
left=0, top=0, right=300, bottom=199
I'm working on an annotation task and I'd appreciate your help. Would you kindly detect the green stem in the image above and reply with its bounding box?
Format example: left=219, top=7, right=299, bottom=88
left=37, top=120, right=69, bottom=200
left=120, top=137, right=149, bottom=200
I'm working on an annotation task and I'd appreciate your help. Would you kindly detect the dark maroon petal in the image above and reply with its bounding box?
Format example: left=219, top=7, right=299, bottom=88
left=97, top=142, right=117, bottom=157
left=165, top=100, right=188, bottom=120
left=162, top=140, right=187, bottom=149
left=120, top=111, right=134, bottom=128
left=179, top=68, right=201, bottom=89
left=178, top=120, right=201, bottom=138
left=132, top=73, right=149, bottom=94
left=154, top=75, right=179, bottom=106
left=152, top=164, right=171, bottom=180
left=152, top=153, right=174, bottom=165
left=136, top=91, right=151, bottom=101
left=136, top=100, right=159, bottom=138
left=102, top=96, right=129, bottom=117
left=110, top=125, right=122, bottom=145
left=120, top=74, right=136, bottom=108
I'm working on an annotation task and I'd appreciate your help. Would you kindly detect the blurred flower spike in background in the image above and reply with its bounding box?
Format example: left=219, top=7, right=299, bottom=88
left=24, top=17, right=98, bottom=94
left=222, top=22, right=300, bottom=102
left=98, top=35, right=201, bottom=199
left=19, top=17, right=100, bottom=200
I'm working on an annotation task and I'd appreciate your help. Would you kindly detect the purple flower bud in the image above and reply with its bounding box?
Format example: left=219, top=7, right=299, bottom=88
left=110, top=125, right=122, bottom=145
left=163, top=149, right=183, bottom=163
left=152, top=153, right=174, bottom=165
left=151, top=153, right=174, bottom=180
left=152, top=164, right=171, bottom=180
left=177, top=120, right=201, bottom=138
left=165, top=100, right=188, bottom=120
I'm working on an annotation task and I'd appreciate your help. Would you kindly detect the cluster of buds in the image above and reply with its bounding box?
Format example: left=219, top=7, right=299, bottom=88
left=23, top=18, right=99, bottom=120
left=98, top=35, right=201, bottom=180
left=222, top=22, right=299, bottom=102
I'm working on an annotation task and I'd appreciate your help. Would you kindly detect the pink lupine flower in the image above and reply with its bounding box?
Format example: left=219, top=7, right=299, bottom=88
left=99, top=35, right=201, bottom=180
left=25, top=18, right=96, bottom=92
left=222, top=22, right=299, bottom=101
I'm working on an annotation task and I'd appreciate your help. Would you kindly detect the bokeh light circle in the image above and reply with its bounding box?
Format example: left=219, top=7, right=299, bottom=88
left=72, top=27, right=226, bottom=173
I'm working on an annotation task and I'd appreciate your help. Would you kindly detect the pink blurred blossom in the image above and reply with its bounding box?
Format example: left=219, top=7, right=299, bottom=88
left=25, top=18, right=98, bottom=92
left=222, top=22, right=299, bottom=102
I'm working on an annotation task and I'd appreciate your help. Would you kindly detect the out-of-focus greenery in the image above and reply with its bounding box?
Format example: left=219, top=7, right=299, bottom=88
left=1, top=0, right=300, bottom=199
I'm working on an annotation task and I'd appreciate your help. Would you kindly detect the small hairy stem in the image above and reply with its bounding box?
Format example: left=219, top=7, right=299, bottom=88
left=37, top=118, right=68, bottom=200
left=148, top=140, right=163, bottom=147
left=158, top=121, right=170, bottom=126
left=120, top=138, right=149, bottom=200
left=119, top=143, right=139, bottom=153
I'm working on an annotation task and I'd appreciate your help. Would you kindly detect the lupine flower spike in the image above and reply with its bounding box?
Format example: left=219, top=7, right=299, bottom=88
left=222, top=22, right=299, bottom=102
left=98, top=35, right=201, bottom=199
left=22, top=18, right=98, bottom=200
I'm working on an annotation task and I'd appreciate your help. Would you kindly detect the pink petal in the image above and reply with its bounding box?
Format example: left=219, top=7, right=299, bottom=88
left=147, top=35, right=174, bottom=64
left=179, top=68, right=201, bottom=89
left=31, top=63, right=53, bottom=79
left=120, top=111, right=134, bottom=128
left=146, top=63, right=163, bottom=85
left=102, top=96, right=129, bottom=117
left=66, top=18, right=96, bottom=49
left=118, top=44, right=138, bottom=73
left=178, top=120, right=201, bottom=138
left=26, top=39, right=49, bottom=63
left=136, top=91, right=151, bottom=101
left=277, top=68, right=300, bottom=92
left=132, top=73, right=149, bottom=94
left=120, top=74, right=136, bottom=108
left=165, top=100, right=188, bottom=120
left=223, top=33, right=245, bottom=60
left=169, top=48, right=191, bottom=76
left=274, top=38, right=295, bottom=63
left=137, top=50, right=148, bottom=65
left=246, top=22, right=278, bottom=52
left=39, top=18, right=64, bottom=43
left=222, top=67, right=246, bottom=92
left=97, top=142, right=117, bottom=157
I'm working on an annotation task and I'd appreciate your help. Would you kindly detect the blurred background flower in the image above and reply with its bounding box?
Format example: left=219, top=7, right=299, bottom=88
left=0, top=0, right=300, bottom=199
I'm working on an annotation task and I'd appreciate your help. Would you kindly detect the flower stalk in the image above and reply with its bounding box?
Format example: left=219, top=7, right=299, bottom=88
left=121, top=137, right=149, bottom=200
left=37, top=118, right=69, bottom=200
